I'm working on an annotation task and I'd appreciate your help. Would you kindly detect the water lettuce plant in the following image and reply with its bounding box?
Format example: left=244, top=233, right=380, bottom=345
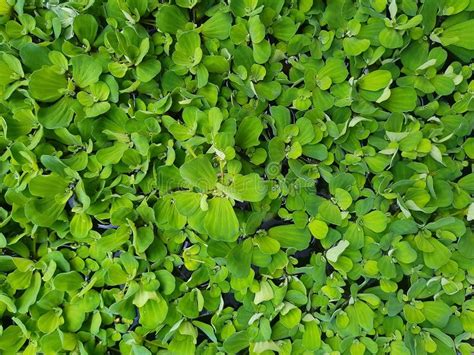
left=1, top=0, right=474, bottom=354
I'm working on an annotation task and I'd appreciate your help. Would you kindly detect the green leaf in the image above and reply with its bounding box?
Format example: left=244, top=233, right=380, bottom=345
left=95, top=226, right=131, bottom=255
left=268, top=225, right=311, bottom=250
left=0, top=294, right=16, bottom=313
left=24, top=198, right=66, bottom=227
left=354, top=300, right=374, bottom=331
left=136, top=59, right=161, bottom=83
left=458, top=173, right=474, bottom=193
left=326, top=240, right=350, bottom=262
left=155, top=5, right=188, bottom=34
left=302, top=320, right=322, bottom=350
left=73, top=14, right=98, bottom=44
left=393, top=241, right=417, bottom=263
left=255, top=81, right=282, bottom=101
left=358, top=70, right=392, bottom=91
left=17, top=272, right=41, bottom=313
left=176, top=0, right=198, bottom=8
left=154, top=196, right=187, bottom=231
left=0, top=326, right=26, bottom=352
left=227, top=239, right=253, bottom=278
left=254, top=279, right=274, bottom=304
left=334, top=188, right=352, bottom=210
left=248, top=15, right=265, bottom=43
left=379, top=28, right=404, bottom=48
left=177, top=289, right=203, bottom=318
left=254, top=235, right=280, bottom=254
left=38, top=309, right=63, bottom=334
left=201, top=13, right=232, bottom=40
left=173, top=191, right=201, bottom=216
left=381, top=87, right=417, bottom=112
left=29, top=174, right=70, bottom=198
left=70, top=213, right=92, bottom=239
left=424, top=328, right=455, bottom=350
left=20, top=43, right=51, bottom=71
left=253, top=40, right=272, bottom=64
left=390, top=219, right=418, bottom=235
left=192, top=321, right=217, bottom=343
left=156, top=270, right=176, bottom=295
left=343, top=37, right=370, bottom=56
left=72, top=55, right=103, bottom=88
left=362, top=211, right=388, bottom=233
left=464, top=138, right=474, bottom=159
left=432, top=75, right=454, bottom=96
left=223, top=331, right=250, bottom=353
left=172, top=31, right=202, bottom=68
left=235, top=116, right=264, bottom=149
left=308, top=219, right=329, bottom=239
left=37, top=97, right=76, bottom=129
left=272, top=16, right=298, bottom=42
left=140, top=297, right=168, bottom=329
left=423, top=238, right=452, bottom=269
left=204, top=197, right=239, bottom=242
left=2, top=0, right=474, bottom=351
left=439, top=19, right=474, bottom=50
left=217, top=174, right=268, bottom=202
left=318, top=200, right=342, bottom=225
left=96, top=142, right=129, bottom=165
left=133, top=226, right=154, bottom=254
left=179, top=156, right=217, bottom=190
left=53, top=271, right=84, bottom=292
left=29, top=67, right=67, bottom=102
left=403, top=304, right=426, bottom=324
left=423, top=301, right=452, bottom=328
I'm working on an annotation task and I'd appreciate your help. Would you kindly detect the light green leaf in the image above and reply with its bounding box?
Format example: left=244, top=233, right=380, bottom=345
left=362, top=210, right=388, bottom=233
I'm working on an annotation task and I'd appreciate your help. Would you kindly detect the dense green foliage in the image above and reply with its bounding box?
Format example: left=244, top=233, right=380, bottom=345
left=1, top=0, right=474, bottom=354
